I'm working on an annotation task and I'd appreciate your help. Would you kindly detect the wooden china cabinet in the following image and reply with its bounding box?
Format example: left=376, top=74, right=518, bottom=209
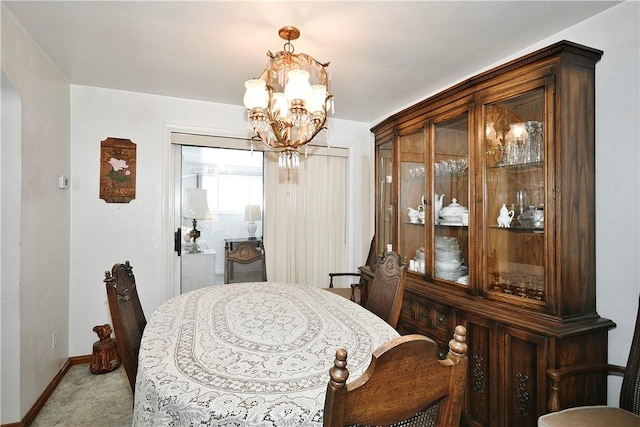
left=366, top=41, right=615, bottom=426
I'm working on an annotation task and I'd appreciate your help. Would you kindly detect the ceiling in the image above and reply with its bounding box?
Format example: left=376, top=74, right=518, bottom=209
left=3, top=1, right=620, bottom=124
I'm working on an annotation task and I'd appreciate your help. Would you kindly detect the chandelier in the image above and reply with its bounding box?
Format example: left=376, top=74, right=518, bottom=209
left=243, top=26, right=334, bottom=176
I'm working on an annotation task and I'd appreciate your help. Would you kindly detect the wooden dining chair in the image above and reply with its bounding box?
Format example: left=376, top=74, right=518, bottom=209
left=326, top=236, right=376, bottom=303
left=224, top=241, right=267, bottom=284
left=363, top=250, right=407, bottom=329
left=538, top=294, right=640, bottom=426
left=103, top=261, right=147, bottom=394
left=324, top=325, right=468, bottom=427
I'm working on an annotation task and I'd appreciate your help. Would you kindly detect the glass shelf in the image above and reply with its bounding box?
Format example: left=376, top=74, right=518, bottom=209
left=487, top=161, right=543, bottom=171
left=487, top=225, right=543, bottom=233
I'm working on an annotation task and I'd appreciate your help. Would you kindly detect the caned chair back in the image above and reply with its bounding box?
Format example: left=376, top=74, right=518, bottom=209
left=224, top=241, right=267, bottom=284
left=324, top=326, right=468, bottom=427
left=104, top=261, right=146, bottom=393
left=620, top=294, right=640, bottom=414
left=364, top=251, right=407, bottom=328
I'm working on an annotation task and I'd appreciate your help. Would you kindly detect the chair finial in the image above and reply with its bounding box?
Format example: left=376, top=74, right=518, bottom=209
left=329, top=348, right=349, bottom=388
left=448, top=325, right=468, bottom=361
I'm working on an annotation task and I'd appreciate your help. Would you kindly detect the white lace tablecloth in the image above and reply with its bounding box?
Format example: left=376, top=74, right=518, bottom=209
left=133, top=282, right=399, bottom=426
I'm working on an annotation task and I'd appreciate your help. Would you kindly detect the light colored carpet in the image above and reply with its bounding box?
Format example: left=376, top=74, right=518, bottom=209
left=31, top=363, right=132, bottom=427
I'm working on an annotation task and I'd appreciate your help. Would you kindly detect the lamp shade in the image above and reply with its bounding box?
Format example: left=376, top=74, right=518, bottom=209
left=307, top=84, right=328, bottom=114
left=284, top=69, right=313, bottom=102
left=183, top=188, right=210, bottom=220
left=244, top=204, right=262, bottom=221
left=243, top=79, right=268, bottom=109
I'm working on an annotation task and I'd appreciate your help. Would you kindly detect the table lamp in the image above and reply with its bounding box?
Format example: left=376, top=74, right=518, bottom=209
left=244, top=204, right=261, bottom=240
left=183, top=188, right=210, bottom=253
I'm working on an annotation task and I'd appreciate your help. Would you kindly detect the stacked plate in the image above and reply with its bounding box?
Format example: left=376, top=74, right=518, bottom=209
left=436, top=265, right=469, bottom=281
left=435, top=236, right=468, bottom=281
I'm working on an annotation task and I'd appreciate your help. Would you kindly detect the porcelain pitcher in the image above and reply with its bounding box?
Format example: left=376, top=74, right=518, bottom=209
left=497, top=204, right=515, bottom=228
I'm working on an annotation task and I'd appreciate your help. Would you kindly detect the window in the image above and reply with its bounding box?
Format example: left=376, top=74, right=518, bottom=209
left=183, top=146, right=264, bottom=214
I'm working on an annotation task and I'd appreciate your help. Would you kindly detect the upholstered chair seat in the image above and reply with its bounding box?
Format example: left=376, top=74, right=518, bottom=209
left=538, top=406, right=640, bottom=426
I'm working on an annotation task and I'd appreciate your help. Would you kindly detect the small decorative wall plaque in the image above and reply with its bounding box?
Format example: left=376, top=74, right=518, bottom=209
left=100, top=137, right=136, bottom=203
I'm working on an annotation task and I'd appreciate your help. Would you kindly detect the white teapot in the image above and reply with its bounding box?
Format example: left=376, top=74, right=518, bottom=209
left=497, top=204, right=515, bottom=228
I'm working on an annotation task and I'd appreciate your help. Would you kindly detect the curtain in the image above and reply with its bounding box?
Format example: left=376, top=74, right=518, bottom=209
left=264, top=149, right=347, bottom=288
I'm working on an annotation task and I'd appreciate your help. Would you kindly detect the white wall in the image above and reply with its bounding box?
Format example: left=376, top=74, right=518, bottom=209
left=1, top=70, right=22, bottom=423
left=69, top=86, right=372, bottom=356
left=1, top=5, right=71, bottom=423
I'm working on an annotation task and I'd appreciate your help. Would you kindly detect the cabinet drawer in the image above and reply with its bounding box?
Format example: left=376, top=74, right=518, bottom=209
left=401, top=292, right=454, bottom=343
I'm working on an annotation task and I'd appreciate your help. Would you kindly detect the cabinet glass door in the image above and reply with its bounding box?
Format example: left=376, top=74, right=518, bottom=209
left=399, top=130, right=426, bottom=271
left=433, top=113, right=470, bottom=285
left=483, top=89, right=546, bottom=302
left=376, top=141, right=394, bottom=256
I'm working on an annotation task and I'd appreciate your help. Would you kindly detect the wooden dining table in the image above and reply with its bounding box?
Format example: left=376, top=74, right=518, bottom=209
left=133, top=281, right=399, bottom=426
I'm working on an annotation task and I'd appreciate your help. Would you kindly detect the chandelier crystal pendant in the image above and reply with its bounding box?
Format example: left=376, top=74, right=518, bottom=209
left=243, top=26, right=334, bottom=178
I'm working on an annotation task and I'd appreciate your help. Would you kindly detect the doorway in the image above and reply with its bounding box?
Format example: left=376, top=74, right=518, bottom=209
left=179, top=146, right=264, bottom=292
